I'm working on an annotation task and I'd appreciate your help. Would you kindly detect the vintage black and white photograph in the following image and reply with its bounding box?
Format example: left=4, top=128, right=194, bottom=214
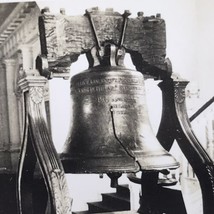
left=0, top=0, right=213, bottom=213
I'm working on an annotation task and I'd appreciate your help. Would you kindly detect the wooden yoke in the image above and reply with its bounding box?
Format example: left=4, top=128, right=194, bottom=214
left=36, top=7, right=171, bottom=80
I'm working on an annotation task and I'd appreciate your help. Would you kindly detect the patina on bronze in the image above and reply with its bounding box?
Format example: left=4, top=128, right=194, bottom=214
left=60, top=43, right=179, bottom=174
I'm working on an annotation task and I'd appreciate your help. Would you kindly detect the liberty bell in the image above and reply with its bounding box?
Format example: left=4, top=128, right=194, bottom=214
left=60, top=9, right=179, bottom=181
left=60, top=45, right=179, bottom=174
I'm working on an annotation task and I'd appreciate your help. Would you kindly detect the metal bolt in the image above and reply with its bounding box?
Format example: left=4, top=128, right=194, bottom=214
left=117, top=49, right=123, bottom=56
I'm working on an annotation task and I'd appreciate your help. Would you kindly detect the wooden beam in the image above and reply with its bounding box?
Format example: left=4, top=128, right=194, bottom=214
left=38, top=8, right=169, bottom=78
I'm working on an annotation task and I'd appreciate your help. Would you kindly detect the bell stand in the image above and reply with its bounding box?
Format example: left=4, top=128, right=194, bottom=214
left=16, top=7, right=214, bottom=214
left=17, top=70, right=72, bottom=214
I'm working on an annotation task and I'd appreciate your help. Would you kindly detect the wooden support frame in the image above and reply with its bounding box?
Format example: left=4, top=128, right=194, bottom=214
left=15, top=7, right=214, bottom=214
left=17, top=71, right=72, bottom=214
left=157, top=77, right=214, bottom=214
left=36, top=8, right=171, bottom=80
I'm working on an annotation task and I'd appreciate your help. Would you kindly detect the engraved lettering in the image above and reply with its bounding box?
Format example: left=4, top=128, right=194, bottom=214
left=97, top=97, right=109, bottom=103
left=71, top=76, right=145, bottom=95
left=73, top=76, right=143, bottom=87
left=119, top=85, right=143, bottom=91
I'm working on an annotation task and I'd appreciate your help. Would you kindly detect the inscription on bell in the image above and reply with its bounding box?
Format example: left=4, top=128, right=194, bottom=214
left=97, top=96, right=138, bottom=104
left=71, top=73, right=147, bottom=117
left=71, top=76, right=145, bottom=95
left=72, top=85, right=115, bottom=93
left=74, top=76, right=143, bottom=87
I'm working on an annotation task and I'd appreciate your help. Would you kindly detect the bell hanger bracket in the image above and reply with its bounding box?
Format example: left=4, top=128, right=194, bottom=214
left=36, top=7, right=171, bottom=80
left=84, top=9, right=130, bottom=67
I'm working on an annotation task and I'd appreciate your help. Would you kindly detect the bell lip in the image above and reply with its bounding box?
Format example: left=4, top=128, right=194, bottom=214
left=138, top=162, right=180, bottom=171
left=60, top=155, right=140, bottom=174
left=60, top=155, right=180, bottom=174
left=136, top=156, right=180, bottom=171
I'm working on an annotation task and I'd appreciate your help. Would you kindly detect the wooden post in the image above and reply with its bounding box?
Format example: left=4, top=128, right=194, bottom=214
left=158, top=78, right=214, bottom=214
left=17, top=70, right=72, bottom=214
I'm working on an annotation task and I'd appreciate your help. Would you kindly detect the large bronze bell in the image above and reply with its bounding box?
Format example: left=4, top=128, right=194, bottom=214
left=60, top=43, right=179, bottom=174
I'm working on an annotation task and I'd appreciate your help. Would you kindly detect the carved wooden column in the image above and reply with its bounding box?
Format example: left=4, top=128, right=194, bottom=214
left=4, top=59, right=20, bottom=145
left=17, top=44, right=40, bottom=135
left=19, top=43, right=52, bottom=132
left=4, top=58, right=21, bottom=171
left=0, top=61, right=12, bottom=170
left=17, top=70, right=72, bottom=214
